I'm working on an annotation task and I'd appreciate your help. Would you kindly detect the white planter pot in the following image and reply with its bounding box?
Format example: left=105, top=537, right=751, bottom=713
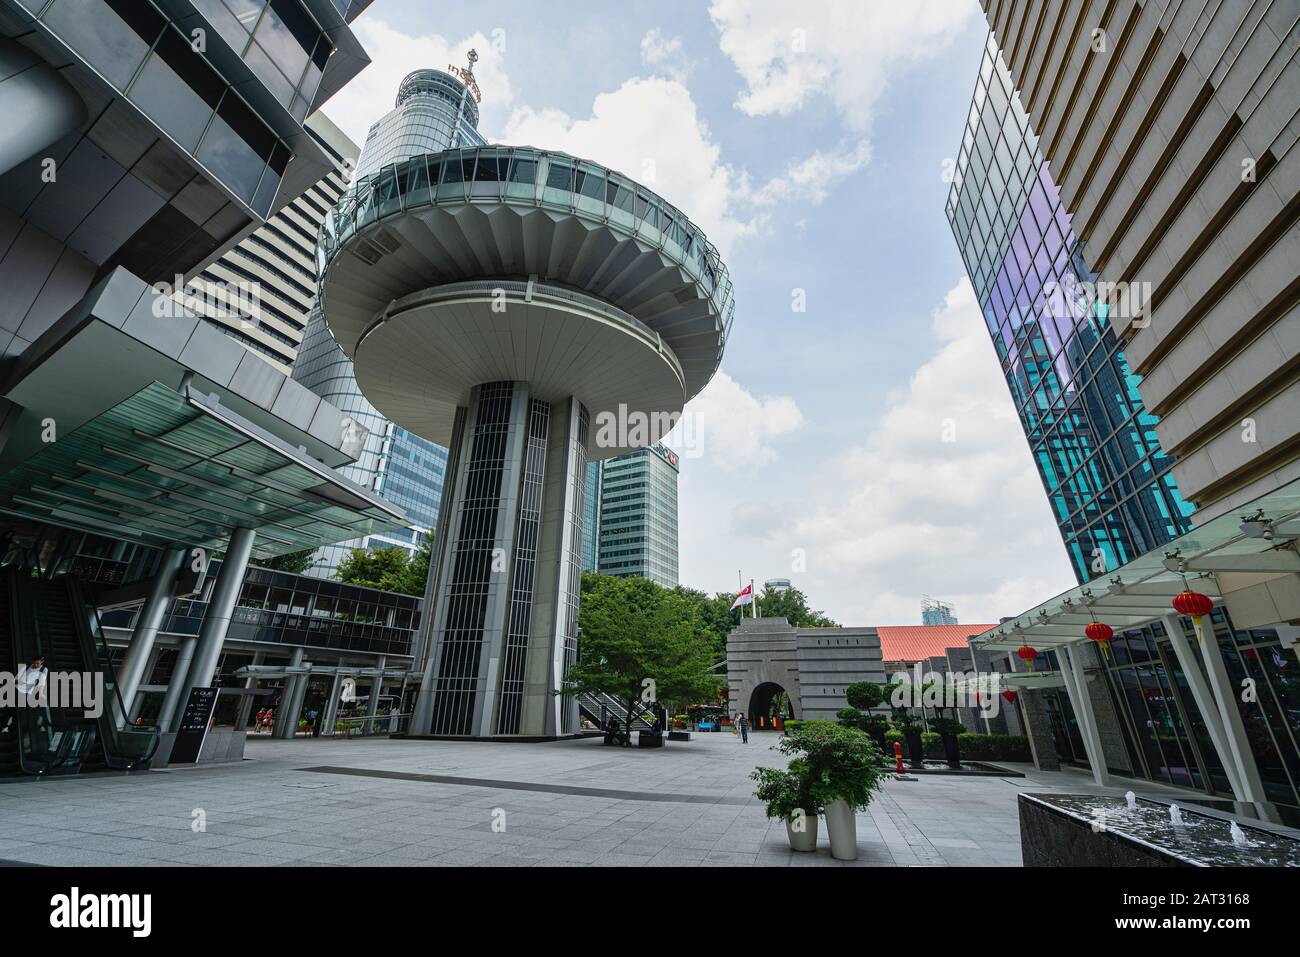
left=823, top=799, right=858, bottom=860
left=785, top=812, right=819, bottom=852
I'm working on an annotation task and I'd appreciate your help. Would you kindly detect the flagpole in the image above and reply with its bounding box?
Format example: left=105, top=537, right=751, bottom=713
left=751, top=578, right=757, bottom=618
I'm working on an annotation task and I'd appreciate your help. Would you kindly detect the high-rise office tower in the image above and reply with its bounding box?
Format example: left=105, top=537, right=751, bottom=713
left=954, top=4, right=1300, bottom=816
left=0, top=0, right=369, bottom=360
left=177, top=112, right=358, bottom=374
left=946, top=35, right=1194, bottom=585
left=292, top=59, right=488, bottom=575
left=317, top=58, right=733, bottom=735
left=921, top=597, right=957, bottom=626
left=597, top=444, right=680, bottom=588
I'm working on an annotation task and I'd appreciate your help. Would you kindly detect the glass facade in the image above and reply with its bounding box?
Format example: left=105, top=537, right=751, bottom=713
left=355, top=68, right=485, bottom=179
left=951, top=35, right=1299, bottom=819
left=945, top=36, right=1194, bottom=584
left=597, top=444, right=679, bottom=588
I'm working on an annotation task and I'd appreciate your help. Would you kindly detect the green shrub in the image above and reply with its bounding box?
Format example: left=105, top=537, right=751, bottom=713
left=750, top=766, right=818, bottom=820
left=844, top=681, right=884, bottom=711
left=770, top=721, right=887, bottom=812
left=953, top=733, right=1031, bottom=761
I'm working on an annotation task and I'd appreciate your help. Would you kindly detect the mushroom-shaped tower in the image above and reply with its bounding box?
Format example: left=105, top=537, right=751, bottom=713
left=319, top=144, right=733, bottom=736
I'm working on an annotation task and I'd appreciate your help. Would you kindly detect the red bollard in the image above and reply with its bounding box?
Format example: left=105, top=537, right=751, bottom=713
left=893, top=741, right=905, bottom=774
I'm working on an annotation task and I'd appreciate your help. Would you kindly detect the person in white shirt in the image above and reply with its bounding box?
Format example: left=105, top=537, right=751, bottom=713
left=15, top=656, right=49, bottom=704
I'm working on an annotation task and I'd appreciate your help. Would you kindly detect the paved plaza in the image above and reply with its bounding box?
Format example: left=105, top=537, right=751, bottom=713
left=0, top=732, right=1204, bottom=867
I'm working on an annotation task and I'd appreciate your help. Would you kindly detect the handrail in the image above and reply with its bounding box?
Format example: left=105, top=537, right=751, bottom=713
left=65, top=576, right=159, bottom=770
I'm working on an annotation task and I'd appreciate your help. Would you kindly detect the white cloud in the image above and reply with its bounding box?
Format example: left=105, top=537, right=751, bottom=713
left=665, top=371, right=803, bottom=471
left=323, top=18, right=515, bottom=151
left=709, top=0, right=977, bottom=130
left=749, top=140, right=871, bottom=206
left=640, top=29, right=687, bottom=77
left=679, top=279, right=1077, bottom=624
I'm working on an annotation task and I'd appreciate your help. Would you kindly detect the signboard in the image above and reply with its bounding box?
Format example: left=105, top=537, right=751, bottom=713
left=447, top=64, right=481, bottom=102
left=170, top=687, right=220, bottom=764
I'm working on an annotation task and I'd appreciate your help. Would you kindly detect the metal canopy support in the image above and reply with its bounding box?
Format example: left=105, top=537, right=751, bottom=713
left=1057, top=642, right=1109, bottom=787
left=1194, top=618, right=1270, bottom=809
left=114, top=545, right=185, bottom=724
left=273, top=648, right=306, bottom=739
left=168, top=526, right=257, bottom=731
left=1161, top=614, right=1245, bottom=800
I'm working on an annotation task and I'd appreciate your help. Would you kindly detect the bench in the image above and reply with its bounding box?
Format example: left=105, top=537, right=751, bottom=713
left=637, top=731, right=664, bottom=748
left=668, top=731, right=691, bottom=742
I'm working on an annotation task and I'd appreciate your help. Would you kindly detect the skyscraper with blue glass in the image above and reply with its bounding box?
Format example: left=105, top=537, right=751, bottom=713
left=292, top=58, right=487, bottom=576
left=945, top=35, right=1194, bottom=585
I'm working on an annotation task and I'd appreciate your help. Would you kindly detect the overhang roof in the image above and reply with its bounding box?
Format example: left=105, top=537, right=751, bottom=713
left=972, top=474, right=1300, bottom=652
left=0, top=381, right=403, bottom=561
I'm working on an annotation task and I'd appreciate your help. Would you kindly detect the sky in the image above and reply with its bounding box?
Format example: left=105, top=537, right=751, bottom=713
left=323, top=0, right=1080, bottom=626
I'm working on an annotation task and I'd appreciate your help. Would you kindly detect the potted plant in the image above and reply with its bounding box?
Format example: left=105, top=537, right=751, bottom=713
left=764, top=721, right=886, bottom=860
left=750, top=764, right=819, bottom=851
left=895, top=717, right=926, bottom=769
left=931, top=717, right=964, bottom=769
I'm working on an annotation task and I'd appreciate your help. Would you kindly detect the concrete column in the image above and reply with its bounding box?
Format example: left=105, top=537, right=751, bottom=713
left=366, top=656, right=386, bottom=735
left=115, top=547, right=185, bottom=725
left=0, top=37, right=87, bottom=176
left=272, top=647, right=305, bottom=738
left=169, top=527, right=255, bottom=730
left=155, top=637, right=197, bottom=731
left=1058, top=642, right=1109, bottom=787
left=1162, top=614, right=1244, bottom=799
left=321, top=671, right=344, bottom=735
left=1017, top=689, right=1060, bottom=771
left=234, top=652, right=265, bottom=731
left=1195, top=614, right=1270, bottom=807
left=127, top=647, right=163, bottom=722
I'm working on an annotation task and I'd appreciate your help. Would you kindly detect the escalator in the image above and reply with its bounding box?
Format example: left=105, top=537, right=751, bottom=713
left=0, top=567, right=158, bottom=775
left=0, top=569, right=21, bottom=775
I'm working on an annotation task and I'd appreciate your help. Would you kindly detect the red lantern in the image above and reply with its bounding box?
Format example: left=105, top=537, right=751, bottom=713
left=1172, top=589, right=1213, bottom=623
left=1001, top=689, right=1017, bottom=704
left=1172, top=587, right=1214, bottom=646
left=1016, top=643, right=1038, bottom=673
left=1086, top=620, right=1114, bottom=660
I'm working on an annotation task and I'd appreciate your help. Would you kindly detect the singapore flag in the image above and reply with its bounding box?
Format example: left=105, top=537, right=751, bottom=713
left=730, top=583, right=754, bottom=610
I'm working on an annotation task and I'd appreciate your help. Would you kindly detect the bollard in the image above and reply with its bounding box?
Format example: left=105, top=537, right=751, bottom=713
left=893, top=741, right=905, bottom=774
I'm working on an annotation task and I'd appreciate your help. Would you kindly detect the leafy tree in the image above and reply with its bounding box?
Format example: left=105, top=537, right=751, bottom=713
left=568, top=573, right=723, bottom=732
left=394, top=530, right=435, bottom=596
left=748, top=586, right=838, bottom=628
left=336, top=545, right=411, bottom=593
left=255, top=548, right=319, bottom=575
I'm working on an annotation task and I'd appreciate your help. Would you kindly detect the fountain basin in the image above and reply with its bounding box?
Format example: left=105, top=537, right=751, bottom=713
left=1018, top=793, right=1300, bottom=867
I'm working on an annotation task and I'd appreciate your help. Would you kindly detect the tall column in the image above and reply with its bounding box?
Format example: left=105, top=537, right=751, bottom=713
left=1195, top=614, right=1269, bottom=807
left=1058, top=642, right=1109, bottom=787
left=234, top=652, right=265, bottom=731
left=272, top=647, right=305, bottom=738
left=321, top=671, right=344, bottom=735
left=156, top=637, right=197, bottom=732
left=366, top=655, right=386, bottom=734
left=168, top=526, right=255, bottom=730
left=1162, top=614, right=1244, bottom=799
left=0, top=37, right=87, bottom=176
left=115, top=546, right=185, bottom=725
left=127, top=647, right=163, bottom=722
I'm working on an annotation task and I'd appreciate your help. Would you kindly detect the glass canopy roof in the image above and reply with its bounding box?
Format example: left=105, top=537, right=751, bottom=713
left=973, top=474, right=1300, bottom=651
left=0, top=382, right=404, bottom=561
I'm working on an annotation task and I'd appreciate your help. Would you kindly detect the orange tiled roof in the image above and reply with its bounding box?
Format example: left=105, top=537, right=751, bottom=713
left=876, top=624, right=997, bottom=663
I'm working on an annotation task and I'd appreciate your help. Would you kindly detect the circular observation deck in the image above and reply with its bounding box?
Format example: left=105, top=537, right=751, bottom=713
left=394, top=68, right=480, bottom=128
left=318, top=146, right=734, bottom=436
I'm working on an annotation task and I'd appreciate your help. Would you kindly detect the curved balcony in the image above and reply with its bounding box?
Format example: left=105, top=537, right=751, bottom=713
left=318, top=145, right=733, bottom=403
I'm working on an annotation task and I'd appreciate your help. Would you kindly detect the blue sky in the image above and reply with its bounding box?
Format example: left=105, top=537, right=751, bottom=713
left=325, top=0, right=1080, bottom=625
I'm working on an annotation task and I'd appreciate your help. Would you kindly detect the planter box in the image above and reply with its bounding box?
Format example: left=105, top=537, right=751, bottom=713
left=668, top=731, right=691, bottom=741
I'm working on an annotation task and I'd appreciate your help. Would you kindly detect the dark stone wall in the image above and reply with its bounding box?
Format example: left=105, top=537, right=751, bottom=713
left=1019, top=795, right=1189, bottom=867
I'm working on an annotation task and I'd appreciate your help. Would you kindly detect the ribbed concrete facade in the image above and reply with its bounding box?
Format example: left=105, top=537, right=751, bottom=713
left=983, top=0, right=1300, bottom=520
left=176, top=113, right=359, bottom=374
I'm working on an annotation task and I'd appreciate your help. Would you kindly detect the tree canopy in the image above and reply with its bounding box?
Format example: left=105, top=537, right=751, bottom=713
left=567, top=573, right=724, bottom=723
left=335, top=530, right=434, bottom=596
left=253, top=548, right=319, bottom=575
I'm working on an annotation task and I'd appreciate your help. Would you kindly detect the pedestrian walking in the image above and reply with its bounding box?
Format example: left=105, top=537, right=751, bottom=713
left=739, top=713, right=749, bottom=743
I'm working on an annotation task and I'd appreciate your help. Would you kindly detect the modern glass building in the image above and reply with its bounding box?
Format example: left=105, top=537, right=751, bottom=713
left=291, top=60, right=487, bottom=576
left=597, top=444, right=680, bottom=588
left=954, top=26, right=1299, bottom=820
left=945, top=36, right=1194, bottom=585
